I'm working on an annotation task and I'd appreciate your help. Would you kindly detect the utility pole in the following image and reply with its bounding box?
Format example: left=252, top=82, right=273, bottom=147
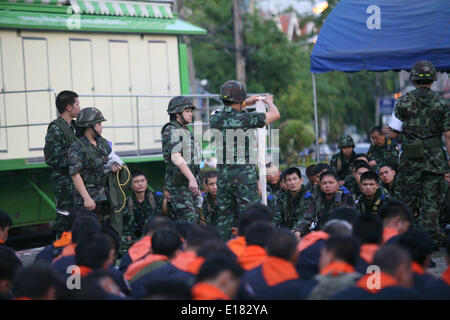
left=233, top=0, right=246, bottom=86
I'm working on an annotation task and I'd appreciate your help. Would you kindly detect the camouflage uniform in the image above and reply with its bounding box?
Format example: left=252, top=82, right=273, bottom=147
left=355, top=187, right=390, bottom=216
left=210, top=80, right=266, bottom=239
left=394, top=61, right=450, bottom=241
left=161, top=96, right=201, bottom=223
left=44, top=117, right=76, bottom=237
left=201, top=192, right=220, bottom=226
left=367, top=139, right=400, bottom=169
left=330, top=135, right=357, bottom=181
left=121, top=189, right=164, bottom=253
left=266, top=181, right=281, bottom=213
left=381, top=177, right=398, bottom=198
left=68, top=108, right=112, bottom=227
left=297, top=187, right=354, bottom=235
left=273, top=185, right=308, bottom=230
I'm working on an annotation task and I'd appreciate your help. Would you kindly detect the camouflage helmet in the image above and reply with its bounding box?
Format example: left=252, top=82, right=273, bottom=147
left=409, top=60, right=437, bottom=82
left=76, top=107, right=106, bottom=127
left=219, top=80, right=247, bottom=103
left=167, top=96, right=196, bottom=114
left=338, top=134, right=355, bottom=148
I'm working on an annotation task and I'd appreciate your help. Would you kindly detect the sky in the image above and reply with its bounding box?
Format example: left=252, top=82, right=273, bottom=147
left=256, top=0, right=315, bottom=15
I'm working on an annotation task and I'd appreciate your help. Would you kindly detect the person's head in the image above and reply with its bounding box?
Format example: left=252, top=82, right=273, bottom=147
left=280, top=170, right=288, bottom=191
left=102, top=226, right=120, bottom=261
left=131, top=171, right=148, bottom=194
left=142, top=279, right=192, bottom=300
left=266, top=163, right=281, bottom=185
left=237, top=203, right=273, bottom=236
left=13, top=262, right=61, bottom=300
left=71, top=215, right=101, bottom=244
left=314, top=163, right=330, bottom=182
left=186, top=224, right=220, bottom=252
left=370, top=126, right=386, bottom=147
left=338, top=135, right=355, bottom=158
left=319, top=235, right=360, bottom=270
left=219, top=80, right=247, bottom=111
left=285, top=167, right=303, bottom=194
left=379, top=200, right=413, bottom=234
left=379, top=163, right=396, bottom=185
left=244, top=221, right=275, bottom=248
left=267, top=228, right=298, bottom=264
left=323, top=219, right=353, bottom=236
left=56, top=90, right=80, bottom=117
left=352, top=214, right=383, bottom=245
left=76, top=232, right=114, bottom=270
left=355, top=163, right=371, bottom=185
left=0, top=210, right=12, bottom=244
left=355, top=154, right=369, bottom=163
left=167, top=96, right=196, bottom=124
left=151, top=228, right=182, bottom=259
left=203, top=171, right=218, bottom=198
left=143, top=216, right=176, bottom=237
left=409, top=60, right=436, bottom=87
left=444, top=172, right=450, bottom=185
left=398, top=228, right=436, bottom=268
left=174, top=221, right=195, bottom=241
left=306, top=164, right=318, bottom=184
left=319, top=170, right=340, bottom=195
left=373, top=245, right=413, bottom=288
left=197, top=241, right=237, bottom=260
left=360, top=171, right=380, bottom=198
left=67, top=207, right=96, bottom=232
left=0, top=246, right=22, bottom=297
left=75, top=107, right=106, bottom=138
left=196, top=254, right=244, bottom=299
left=328, top=208, right=358, bottom=226
left=351, top=160, right=368, bottom=175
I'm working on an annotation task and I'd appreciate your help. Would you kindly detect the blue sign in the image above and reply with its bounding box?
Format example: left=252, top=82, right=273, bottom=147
left=379, top=98, right=396, bottom=115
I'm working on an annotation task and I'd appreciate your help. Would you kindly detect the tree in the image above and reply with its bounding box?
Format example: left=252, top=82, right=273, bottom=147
left=279, top=120, right=315, bottom=165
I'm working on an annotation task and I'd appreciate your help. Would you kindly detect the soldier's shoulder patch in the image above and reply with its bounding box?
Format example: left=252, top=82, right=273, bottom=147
left=340, top=186, right=351, bottom=194
left=305, top=191, right=312, bottom=199
left=155, top=191, right=163, bottom=196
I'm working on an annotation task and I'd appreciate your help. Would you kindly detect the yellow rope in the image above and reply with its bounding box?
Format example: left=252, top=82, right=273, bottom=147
left=114, top=165, right=131, bottom=213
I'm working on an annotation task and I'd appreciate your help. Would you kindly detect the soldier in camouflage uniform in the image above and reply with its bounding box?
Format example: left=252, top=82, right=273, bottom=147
left=44, top=91, right=80, bottom=238
left=383, top=60, right=450, bottom=244
left=161, top=96, right=201, bottom=223
left=367, top=126, right=399, bottom=169
left=210, top=80, right=280, bottom=239
left=121, top=171, right=165, bottom=254
left=297, top=170, right=354, bottom=236
left=69, top=107, right=116, bottom=228
left=201, top=171, right=220, bottom=226
left=355, top=171, right=390, bottom=216
left=379, top=163, right=398, bottom=197
left=273, top=167, right=309, bottom=230
left=441, top=172, right=450, bottom=234
left=330, top=135, right=357, bottom=181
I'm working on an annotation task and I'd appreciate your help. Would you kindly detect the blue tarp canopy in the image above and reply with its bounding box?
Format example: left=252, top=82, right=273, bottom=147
left=310, top=0, right=450, bottom=73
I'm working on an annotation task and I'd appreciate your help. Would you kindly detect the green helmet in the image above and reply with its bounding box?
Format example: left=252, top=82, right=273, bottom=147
left=76, top=107, right=106, bottom=127
left=167, top=96, right=196, bottom=114
left=338, top=135, right=355, bottom=148
left=219, top=80, right=247, bottom=103
left=409, top=60, right=437, bottom=82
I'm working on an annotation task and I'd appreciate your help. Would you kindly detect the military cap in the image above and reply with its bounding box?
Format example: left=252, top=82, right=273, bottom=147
left=338, top=135, right=355, bottom=148
left=167, top=96, right=196, bottom=114
left=219, top=80, right=247, bottom=103
left=409, top=60, right=437, bottom=82
left=76, top=107, right=106, bottom=127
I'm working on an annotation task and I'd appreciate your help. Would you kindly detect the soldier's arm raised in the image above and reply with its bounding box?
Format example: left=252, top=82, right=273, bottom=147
left=263, top=95, right=280, bottom=125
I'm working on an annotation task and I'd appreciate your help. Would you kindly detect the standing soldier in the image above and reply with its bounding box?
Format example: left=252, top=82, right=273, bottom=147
left=383, top=60, right=450, bottom=245
left=210, top=80, right=280, bottom=239
left=69, top=107, right=120, bottom=228
left=161, top=96, right=201, bottom=223
left=44, top=91, right=80, bottom=239
left=367, top=126, right=399, bottom=169
left=330, top=135, right=357, bottom=182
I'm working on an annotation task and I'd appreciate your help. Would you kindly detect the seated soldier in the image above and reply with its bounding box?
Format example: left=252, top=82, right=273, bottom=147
left=355, top=171, right=390, bottom=216
left=305, top=164, right=318, bottom=193
left=343, top=159, right=367, bottom=192
left=201, top=171, right=219, bottom=226
left=379, top=200, right=413, bottom=245
left=310, top=163, right=330, bottom=198
left=330, top=135, right=357, bottom=182
left=350, top=163, right=372, bottom=201
left=240, top=228, right=303, bottom=300
left=379, top=162, right=398, bottom=197
left=274, top=167, right=309, bottom=231
left=121, top=171, right=166, bottom=255
left=299, top=235, right=361, bottom=300
left=331, top=244, right=422, bottom=300
left=297, top=171, right=354, bottom=237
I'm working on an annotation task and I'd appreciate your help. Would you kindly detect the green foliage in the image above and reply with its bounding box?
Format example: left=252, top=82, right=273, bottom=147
left=280, top=120, right=315, bottom=165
